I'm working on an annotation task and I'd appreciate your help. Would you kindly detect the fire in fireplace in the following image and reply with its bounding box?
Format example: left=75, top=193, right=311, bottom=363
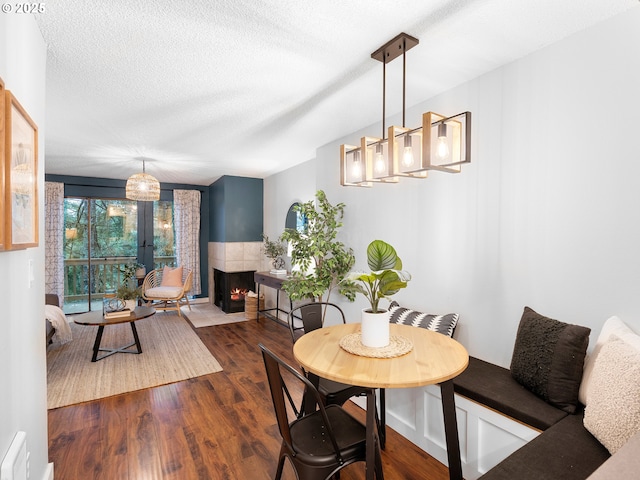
left=214, top=269, right=256, bottom=313
left=230, top=288, right=248, bottom=301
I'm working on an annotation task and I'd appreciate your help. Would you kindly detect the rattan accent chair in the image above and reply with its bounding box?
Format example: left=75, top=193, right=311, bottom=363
left=259, top=343, right=382, bottom=480
left=141, top=267, right=193, bottom=317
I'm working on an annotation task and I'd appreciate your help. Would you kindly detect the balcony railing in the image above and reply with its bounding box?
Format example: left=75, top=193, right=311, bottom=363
left=64, top=256, right=176, bottom=310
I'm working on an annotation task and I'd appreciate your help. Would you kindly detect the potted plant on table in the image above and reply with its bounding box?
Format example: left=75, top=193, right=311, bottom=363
left=344, top=240, right=411, bottom=347
left=118, top=262, right=145, bottom=310
left=116, top=284, right=141, bottom=311
left=262, top=234, right=288, bottom=274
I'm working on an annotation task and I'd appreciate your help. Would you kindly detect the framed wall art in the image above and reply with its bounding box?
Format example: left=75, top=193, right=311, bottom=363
left=5, top=90, right=38, bottom=250
left=0, top=77, right=5, bottom=251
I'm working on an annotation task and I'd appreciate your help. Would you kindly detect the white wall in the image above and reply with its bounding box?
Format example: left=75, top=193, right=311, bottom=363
left=265, top=6, right=640, bottom=367
left=0, top=13, right=50, bottom=480
left=264, top=158, right=317, bottom=239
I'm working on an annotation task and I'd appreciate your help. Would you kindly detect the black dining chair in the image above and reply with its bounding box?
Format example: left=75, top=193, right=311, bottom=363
left=287, top=302, right=371, bottom=413
left=259, top=343, right=383, bottom=480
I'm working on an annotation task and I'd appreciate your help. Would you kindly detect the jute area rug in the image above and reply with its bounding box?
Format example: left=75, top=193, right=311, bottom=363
left=46, top=311, right=223, bottom=410
left=181, top=302, right=248, bottom=328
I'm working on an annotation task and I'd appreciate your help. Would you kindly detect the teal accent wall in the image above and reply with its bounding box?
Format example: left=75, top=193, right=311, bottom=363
left=209, top=176, right=263, bottom=242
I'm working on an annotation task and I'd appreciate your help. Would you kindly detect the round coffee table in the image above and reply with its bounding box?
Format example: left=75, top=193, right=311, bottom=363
left=74, top=306, right=156, bottom=362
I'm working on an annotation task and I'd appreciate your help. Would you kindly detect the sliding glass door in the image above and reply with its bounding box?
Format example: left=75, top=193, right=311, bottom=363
left=63, top=197, right=177, bottom=313
left=63, top=198, right=138, bottom=313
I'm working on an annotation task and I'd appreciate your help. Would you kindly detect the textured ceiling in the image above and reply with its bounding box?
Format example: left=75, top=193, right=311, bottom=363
left=35, top=0, right=638, bottom=186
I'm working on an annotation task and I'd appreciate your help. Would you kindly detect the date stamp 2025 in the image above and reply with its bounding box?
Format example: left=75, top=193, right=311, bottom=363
left=1, top=3, right=46, bottom=14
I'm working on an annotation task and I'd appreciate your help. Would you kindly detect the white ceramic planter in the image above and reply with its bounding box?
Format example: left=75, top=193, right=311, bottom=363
left=360, top=309, right=390, bottom=348
left=125, top=299, right=137, bottom=311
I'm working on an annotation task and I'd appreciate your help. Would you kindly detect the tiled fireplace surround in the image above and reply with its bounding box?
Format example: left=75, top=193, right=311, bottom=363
left=207, top=242, right=266, bottom=303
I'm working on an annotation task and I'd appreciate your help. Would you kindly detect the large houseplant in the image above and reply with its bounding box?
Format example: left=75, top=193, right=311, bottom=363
left=280, top=190, right=355, bottom=304
left=344, top=240, right=411, bottom=347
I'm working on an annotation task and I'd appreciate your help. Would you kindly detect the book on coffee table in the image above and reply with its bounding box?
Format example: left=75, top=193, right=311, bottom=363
left=104, top=309, right=132, bottom=319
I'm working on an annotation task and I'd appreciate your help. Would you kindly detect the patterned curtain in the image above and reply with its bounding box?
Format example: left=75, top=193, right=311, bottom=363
left=174, top=189, right=201, bottom=295
left=45, top=182, right=65, bottom=301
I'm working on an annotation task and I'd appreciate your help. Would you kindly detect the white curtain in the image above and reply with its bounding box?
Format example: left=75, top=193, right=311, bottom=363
left=45, top=182, right=65, bottom=301
left=174, top=189, right=201, bottom=295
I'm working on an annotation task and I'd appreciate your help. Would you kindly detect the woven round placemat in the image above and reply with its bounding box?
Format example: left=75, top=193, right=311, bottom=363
left=339, top=333, right=413, bottom=358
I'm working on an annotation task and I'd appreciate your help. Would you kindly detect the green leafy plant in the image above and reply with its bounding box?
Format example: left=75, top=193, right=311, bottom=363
left=344, top=240, right=411, bottom=313
left=118, top=262, right=145, bottom=300
left=262, top=234, right=288, bottom=270
left=116, top=283, right=141, bottom=300
left=122, top=262, right=145, bottom=283
left=262, top=234, right=287, bottom=259
left=280, top=190, right=355, bottom=303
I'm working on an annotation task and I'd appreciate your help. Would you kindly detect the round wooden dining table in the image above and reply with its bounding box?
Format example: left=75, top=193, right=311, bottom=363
left=293, top=322, right=469, bottom=480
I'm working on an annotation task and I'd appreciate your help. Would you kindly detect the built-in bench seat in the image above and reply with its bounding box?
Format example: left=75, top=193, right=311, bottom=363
left=448, top=305, right=640, bottom=480
left=479, top=410, right=610, bottom=480
left=379, top=306, right=638, bottom=479
left=453, top=356, right=568, bottom=431
left=453, top=357, right=611, bottom=480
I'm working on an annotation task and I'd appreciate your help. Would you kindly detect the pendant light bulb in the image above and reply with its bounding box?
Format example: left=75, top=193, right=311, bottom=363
left=436, top=123, right=450, bottom=160
left=402, top=134, right=414, bottom=167
left=351, top=150, right=362, bottom=178
left=374, top=144, right=385, bottom=173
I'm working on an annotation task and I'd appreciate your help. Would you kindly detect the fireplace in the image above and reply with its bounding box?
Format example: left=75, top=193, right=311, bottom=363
left=213, top=269, right=256, bottom=313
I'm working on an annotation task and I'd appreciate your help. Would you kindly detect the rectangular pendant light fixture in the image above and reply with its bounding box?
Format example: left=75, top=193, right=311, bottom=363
left=340, top=32, right=472, bottom=187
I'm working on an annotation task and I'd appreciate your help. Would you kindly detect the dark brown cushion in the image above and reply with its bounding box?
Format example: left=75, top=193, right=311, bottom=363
left=510, top=307, right=590, bottom=413
left=453, top=357, right=568, bottom=430
left=479, top=410, right=610, bottom=480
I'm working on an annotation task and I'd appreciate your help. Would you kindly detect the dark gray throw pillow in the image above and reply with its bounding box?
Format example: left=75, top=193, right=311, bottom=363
left=388, top=301, right=458, bottom=338
left=510, top=306, right=590, bottom=413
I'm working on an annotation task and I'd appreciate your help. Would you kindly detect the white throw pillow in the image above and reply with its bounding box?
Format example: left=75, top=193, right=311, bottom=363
left=579, top=316, right=640, bottom=406
left=583, top=335, right=640, bottom=454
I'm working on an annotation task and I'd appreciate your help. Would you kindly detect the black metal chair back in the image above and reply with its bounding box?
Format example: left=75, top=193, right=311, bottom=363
left=288, top=301, right=345, bottom=342
left=260, top=343, right=380, bottom=480
left=286, top=302, right=371, bottom=414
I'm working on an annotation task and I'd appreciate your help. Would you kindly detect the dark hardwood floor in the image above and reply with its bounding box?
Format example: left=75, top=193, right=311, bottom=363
left=48, top=313, right=450, bottom=480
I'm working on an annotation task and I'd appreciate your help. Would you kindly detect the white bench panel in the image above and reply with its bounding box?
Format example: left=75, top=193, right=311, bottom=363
left=381, top=385, right=540, bottom=480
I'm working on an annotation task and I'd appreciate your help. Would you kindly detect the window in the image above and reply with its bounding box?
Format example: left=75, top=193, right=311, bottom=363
left=63, top=198, right=138, bottom=313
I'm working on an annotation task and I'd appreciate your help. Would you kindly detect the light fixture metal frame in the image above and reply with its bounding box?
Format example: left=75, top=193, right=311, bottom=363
left=340, top=144, right=371, bottom=187
left=422, top=111, right=472, bottom=173
left=389, top=126, right=428, bottom=178
left=361, top=136, right=398, bottom=183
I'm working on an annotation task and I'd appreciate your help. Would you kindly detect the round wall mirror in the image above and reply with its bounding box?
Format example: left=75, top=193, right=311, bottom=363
left=285, top=202, right=307, bottom=232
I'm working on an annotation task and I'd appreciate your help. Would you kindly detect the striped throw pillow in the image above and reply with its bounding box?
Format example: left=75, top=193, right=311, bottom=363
left=388, top=301, right=459, bottom=337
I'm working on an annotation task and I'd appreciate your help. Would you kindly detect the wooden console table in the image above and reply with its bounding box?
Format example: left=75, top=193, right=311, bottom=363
left=253, top=271, right=297, bottom=329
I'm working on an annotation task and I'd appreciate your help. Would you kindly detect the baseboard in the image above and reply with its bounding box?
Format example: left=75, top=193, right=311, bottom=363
left=190, top=297, right=210, bottom=304
left=42, top=462, right=54, bottom=480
